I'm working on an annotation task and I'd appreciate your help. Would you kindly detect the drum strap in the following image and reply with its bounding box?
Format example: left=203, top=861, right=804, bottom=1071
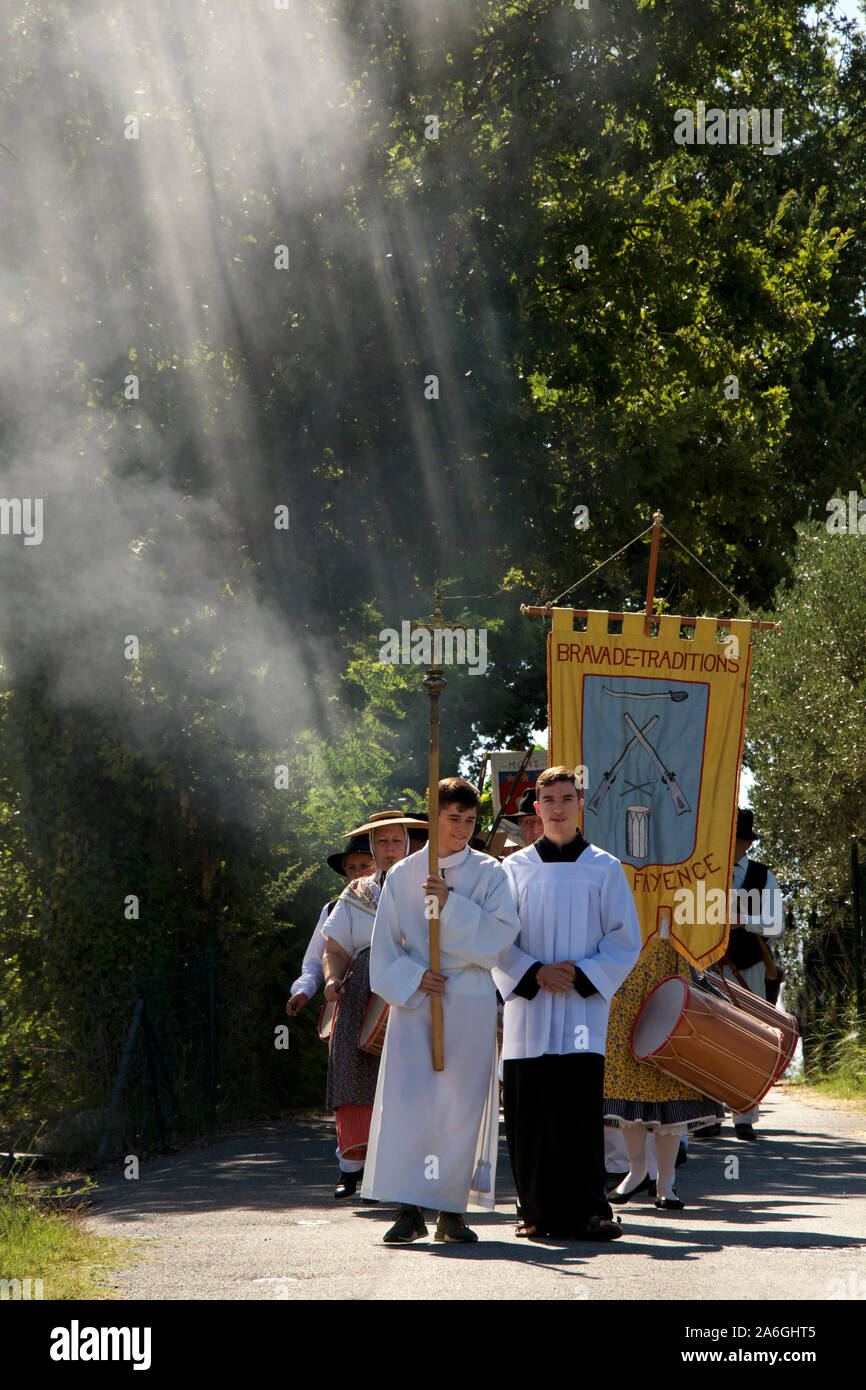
left=691, top=967, right=730, bottom=1004
left=721, top=942, right=778, bottom=988
left=718, top=954, right=751, bottom=990
left=717, top=956, right=756, bottom=1000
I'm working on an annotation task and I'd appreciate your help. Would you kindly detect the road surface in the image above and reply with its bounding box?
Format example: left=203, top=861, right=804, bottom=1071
left=86, top=1085, right=866, bottom=1300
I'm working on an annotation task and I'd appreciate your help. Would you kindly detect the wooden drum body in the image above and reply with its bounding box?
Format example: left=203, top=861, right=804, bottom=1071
left=631, top=976, right=784, bottom=1113
left=358, top=994, right=389, bottom=1055
left=706, top=970, right=799, bottom=1081
left=318, top=997, right=337, bottom=1043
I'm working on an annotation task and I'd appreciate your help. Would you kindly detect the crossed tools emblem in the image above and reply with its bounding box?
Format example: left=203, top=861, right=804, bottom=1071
left=586, top=687, right=692, bottom=817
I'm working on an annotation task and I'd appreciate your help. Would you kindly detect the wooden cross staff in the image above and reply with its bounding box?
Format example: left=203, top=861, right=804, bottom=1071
left=410, top=591, right=466, bottom=1072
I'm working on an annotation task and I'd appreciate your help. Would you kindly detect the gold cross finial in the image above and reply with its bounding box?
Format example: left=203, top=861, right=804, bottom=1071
left=409, top=588, right=467, bottom=680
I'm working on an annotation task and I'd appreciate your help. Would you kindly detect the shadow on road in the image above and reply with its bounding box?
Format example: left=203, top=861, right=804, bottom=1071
left=88, top=1103, right=866, bottom=1270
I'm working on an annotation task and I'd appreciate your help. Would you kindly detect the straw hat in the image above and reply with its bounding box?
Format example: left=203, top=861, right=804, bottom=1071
left=343, top=809, right=429, bottom=838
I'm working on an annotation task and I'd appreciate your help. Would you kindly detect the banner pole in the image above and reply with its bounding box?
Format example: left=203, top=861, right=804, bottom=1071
left=644, top=509, right=663, bottom=635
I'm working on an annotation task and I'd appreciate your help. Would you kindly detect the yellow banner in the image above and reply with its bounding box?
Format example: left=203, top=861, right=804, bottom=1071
left=549, top=609, right=752, bottom=968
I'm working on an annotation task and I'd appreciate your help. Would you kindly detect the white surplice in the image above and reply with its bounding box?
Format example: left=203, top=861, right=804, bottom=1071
left=492, top=841, right=642, bottom=1059
left=360, top=845, right=520, bottom=1212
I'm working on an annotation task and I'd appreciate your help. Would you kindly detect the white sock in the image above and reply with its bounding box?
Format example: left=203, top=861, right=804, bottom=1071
left=612, top=1123, right=648, bottom=1195
left=654, top=1131, right=681, bottom=1200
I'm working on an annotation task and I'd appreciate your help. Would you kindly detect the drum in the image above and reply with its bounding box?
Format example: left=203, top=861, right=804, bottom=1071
left=358, top=994, right=389, bottom=1055
left=705, top=970, right=800, bottom=1082
left=318, top=997, right=336, bottom=1043
left=631, top=975, right=784, bottom=1113
left=626, top=805, right=649, bottom=859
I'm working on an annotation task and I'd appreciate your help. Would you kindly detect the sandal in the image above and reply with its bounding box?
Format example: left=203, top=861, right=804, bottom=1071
left=515, top=1221, right=548, bottom=1238
left=581, top=1215, right=624, bottom=1242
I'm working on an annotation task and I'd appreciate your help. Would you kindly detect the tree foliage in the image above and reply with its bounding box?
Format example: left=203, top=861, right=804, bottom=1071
left=1, top=1, right=866, bottom=1141
left=746, top=523, right=866, bottom=902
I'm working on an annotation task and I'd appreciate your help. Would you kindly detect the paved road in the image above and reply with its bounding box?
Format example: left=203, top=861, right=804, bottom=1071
left=87, top=1086, right=866, bottom=1300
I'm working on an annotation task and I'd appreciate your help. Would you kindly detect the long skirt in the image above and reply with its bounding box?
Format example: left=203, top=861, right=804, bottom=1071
left=603, top=939, right=725, bottom=1129
left=502, top=1052, right=612, bottom=1236
left=326, top=948, right=380, bottom=1157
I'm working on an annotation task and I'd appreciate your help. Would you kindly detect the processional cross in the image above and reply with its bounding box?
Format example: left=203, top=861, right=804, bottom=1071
left=410, top=591, right=467, bottom=1072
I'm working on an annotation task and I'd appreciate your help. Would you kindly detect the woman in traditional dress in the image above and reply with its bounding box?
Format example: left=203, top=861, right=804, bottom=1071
left=321, top=810, right=427, bottom=1198
left=604, top=937, right=725, bottom=1209
left=286, top=834, right=374, bottom=1018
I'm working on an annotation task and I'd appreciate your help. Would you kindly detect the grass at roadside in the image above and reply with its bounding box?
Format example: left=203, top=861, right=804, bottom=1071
left=791, top=1014, right=866, bottom=1109
left=783, top=1076, right=866, bottom=1114
left=0, top=1171, right=142, bottom=1300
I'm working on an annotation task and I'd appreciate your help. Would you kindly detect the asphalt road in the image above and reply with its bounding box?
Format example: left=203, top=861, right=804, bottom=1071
left=86, top=1086, right=866, bottom=1301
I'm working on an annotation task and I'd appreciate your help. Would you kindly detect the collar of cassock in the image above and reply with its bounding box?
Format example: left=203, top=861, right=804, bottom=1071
left=534, top=832, right=590, bottom=862
left=438, top=845, right=472, bottom=869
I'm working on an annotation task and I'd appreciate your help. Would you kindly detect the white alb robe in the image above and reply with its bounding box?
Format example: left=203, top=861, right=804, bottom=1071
left=493, top=842, right=642, bottom=1059
left=361, top=845, right=520, bottom=1212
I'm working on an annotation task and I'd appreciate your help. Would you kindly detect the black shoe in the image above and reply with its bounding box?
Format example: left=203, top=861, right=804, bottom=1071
left=654, top=1192, right=685, bottom=1210
left=675, top=1139, right=688, bottom=1168
left=334, top=1168, right=363, bottom=1198
left=383, top=1205, right=428, bottom=1243
left=734, top=1123, right=758, bottom=1142
left=435, top=1211, right=478, bottom=1243
left=692, top=1124, right=721, bottom=1139
left=604, top=1171, right=629, bottom=1193
left=608, top=1174, right=653, bottom=1205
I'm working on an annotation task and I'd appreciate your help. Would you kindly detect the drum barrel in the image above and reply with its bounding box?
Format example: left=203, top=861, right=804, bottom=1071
left=632, top=975, right=785, bottom=1112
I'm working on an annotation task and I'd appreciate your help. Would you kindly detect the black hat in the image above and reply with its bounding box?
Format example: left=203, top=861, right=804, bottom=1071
left=736, top=808, right=759, bottom=842
left=326, top=834, right=375, bottom=876
left=511, top=786, right=539, bottom=820
left=407, top=812, right=429, bottom=839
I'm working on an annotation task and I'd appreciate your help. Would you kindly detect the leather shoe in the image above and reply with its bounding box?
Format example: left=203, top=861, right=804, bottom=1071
left=654, top=1192, right=685, bottom=1210
left=692, top=1124, right=721, bottom=1139
left=334, top=1168, right=363, bottom=1198
left=608, top=1174, right=654, bottom=1204
left=734, top=1123, right=758, bottom=1142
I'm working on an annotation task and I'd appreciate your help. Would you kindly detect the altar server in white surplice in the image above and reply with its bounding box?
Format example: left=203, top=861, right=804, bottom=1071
left=492, top=766, right=642, bottom=1241
left=361, top=777, right=520, bottom=1245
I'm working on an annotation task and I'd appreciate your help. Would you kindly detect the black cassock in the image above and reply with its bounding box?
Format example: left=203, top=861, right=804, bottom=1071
left=503, top=1052, right=612, bottom=1235
left=497, top=832, right=636, bottom=1236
